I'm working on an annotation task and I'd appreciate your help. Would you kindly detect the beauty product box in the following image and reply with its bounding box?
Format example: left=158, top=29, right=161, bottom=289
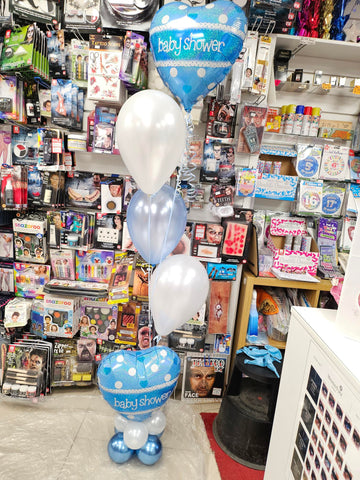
left=43, top=294, right=80, bottom=338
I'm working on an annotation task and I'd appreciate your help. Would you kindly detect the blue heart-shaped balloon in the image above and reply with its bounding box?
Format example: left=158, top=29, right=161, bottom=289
left=98, top=346, right=181, bottom=421
left=150, top=0, right=247, bottom=112
left=127, top=184, right=187, bottom=265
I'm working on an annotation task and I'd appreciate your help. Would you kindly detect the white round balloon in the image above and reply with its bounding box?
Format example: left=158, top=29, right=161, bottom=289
left=123, top=421, right=149, bottom=450
left=150, top=255, right=209, bottom=336
left=116, top=90, right=186, bottom=195
left=114, top=414, right=128, bottom=433
left=144, top=410, right=167, bottom=435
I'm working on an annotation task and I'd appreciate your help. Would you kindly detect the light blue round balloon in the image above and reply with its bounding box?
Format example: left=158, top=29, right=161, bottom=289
left=150, top=0, right=247, bottom=112
left=108, top=432, right=135, bottom=464
left=136, top=435, right=162, bottom=465
left=127, top=184, right=187, bottom=265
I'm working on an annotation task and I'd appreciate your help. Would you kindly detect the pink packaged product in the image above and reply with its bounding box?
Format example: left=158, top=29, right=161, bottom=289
left=50, top=249, right=75, bottom=280
left=270, top=217, right=308, bottom=237
left=268, top=217, right=320, bottom=275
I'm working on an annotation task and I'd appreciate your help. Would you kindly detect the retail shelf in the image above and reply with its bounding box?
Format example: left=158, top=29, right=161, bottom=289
left=276, top=81, right=360, bottom=97
left=275, top=81, right=311, bottom=93
left=245, top=337, right=287, bottom=349
left=260, top=144, right=297, bottom=157
left=262, top=131, right=348, bottom=147
left=274, top=34, right=360, bottom=63
left=231, top=269, right=333, bottom=368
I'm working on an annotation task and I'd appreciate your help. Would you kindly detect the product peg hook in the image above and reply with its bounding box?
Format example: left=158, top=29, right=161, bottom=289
left=264, top=20, right=276, bottom=36
left=253, top=94, right=266, bottom=106
left=45, top=23, right=55, bottom=33
left=250, top=16, right=262, bottom=33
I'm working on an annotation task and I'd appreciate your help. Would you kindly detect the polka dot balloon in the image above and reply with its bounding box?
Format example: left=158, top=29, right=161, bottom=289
left=150, top=0, right=247, bottom=112
left=97, top=346, right=181, bottom=422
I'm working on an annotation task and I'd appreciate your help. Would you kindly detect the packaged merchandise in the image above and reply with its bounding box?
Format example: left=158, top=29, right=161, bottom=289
left=14, top=263, right=50, bottom=299
left=52, top=338, right=96, bottom=387
left=80, top=297, right=118, bottom=341
left=319, top=145, right=350, bottom=181
left=2, top=339, right=52, bottom=398
left=116, top=301, right=140, bottom=346
left=70, top=39, right=89, bottom=88
left=208, top=281, right=231, bottom=334
left=50, top=249, right=75, bottom=280
left=39, top=89, right=51, bottom=118
left=88, top=34, right=123, bottom=102
left=13, top=216, right=48, bottom=264
left=295, top=144, right=322, bottom=179
left=200, top=140, right=221, bottom=183
left=206, top=99, right=238, bottom=142
left=43, top=294, right=81, bottom=338
left=191, top=223, right=224, bottom=263
left=51, top=79, right=72, bottom=127
left=317, top=217, right=341, bottom=278
left=182, top=354, right=227, bottom=400
left=100, top=0, right=158, bottom=31
left=236, top=168, right=257, bottom=197
left=75, top=249, right=114, bottom=283
left=322, top=183, right=346, bottom=217
left=12, top=126, right=38, bottom=166
left=93, top=106, right=117, bottom=155
left=94, top=213, right=123, bottom=250
left=237, top=105, right=268, bottom=154
left=1, top=165, right=28, bottom=210
left=0, top=125, right=12, bottom=165
left=297, top=180, right=323, bottom=215
left=64, top=0, right=101, bottom=30
left=65, top=171, right=103, bottom=209
left=47, top=30, right=70, bottom=79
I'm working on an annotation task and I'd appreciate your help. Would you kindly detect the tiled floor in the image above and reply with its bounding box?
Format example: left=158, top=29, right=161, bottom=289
left=0, top=387, right=221, bottom=480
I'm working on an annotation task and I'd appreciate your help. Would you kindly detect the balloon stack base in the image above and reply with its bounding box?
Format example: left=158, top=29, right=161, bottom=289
left=108, top=432, right=163, bottom=466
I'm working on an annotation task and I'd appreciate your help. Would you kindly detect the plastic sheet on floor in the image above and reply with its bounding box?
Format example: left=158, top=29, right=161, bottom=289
left=0, top=387, right=220, bottom=480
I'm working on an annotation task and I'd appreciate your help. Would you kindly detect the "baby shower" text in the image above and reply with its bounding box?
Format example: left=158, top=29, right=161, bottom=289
left=158, top=34, right=225, bottom=57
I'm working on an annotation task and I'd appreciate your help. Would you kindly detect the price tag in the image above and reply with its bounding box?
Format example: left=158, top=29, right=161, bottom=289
left=352, top=85, right=360, bottom=95
left=51, top=138, right=62, bottom=154
left=322, top=83, right=331, bottom=91
left=300, top=37, right=316, bottom=45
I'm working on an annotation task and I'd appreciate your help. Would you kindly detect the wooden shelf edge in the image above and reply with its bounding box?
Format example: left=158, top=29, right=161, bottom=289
left=245, top=338, right=287, bottom=350
left=243, top=269, right=332, bottom=292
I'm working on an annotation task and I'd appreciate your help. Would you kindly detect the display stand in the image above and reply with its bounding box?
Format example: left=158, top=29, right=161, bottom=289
left=213, top=349, right=282, bottom=470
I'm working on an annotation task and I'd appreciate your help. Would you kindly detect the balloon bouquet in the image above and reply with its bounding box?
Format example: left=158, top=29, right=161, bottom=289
left=97, top=0, right=247, bottom=466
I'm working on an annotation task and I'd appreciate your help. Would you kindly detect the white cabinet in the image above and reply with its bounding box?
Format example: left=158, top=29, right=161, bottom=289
left=264, top=306, right=360, bottom=479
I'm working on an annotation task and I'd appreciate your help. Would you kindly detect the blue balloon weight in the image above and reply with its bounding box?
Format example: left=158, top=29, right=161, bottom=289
left=150, top=0, right=247, bottom=112
left=108, top=432, right=135, bottom=464
left=136, top=435, right=163, bottom=466
left=98, top=346, right=181, bottom=422
left=127, top=184, right=187, bottom=265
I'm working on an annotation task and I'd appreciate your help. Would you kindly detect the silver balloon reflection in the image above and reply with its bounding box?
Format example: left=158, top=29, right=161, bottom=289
left=108, top=432, right=135, bottom=464
left=136, top=435, right=162, bottom=465
left=116, top=90, right=186, bottom=195
left=150, top=255, right=209, bottom=336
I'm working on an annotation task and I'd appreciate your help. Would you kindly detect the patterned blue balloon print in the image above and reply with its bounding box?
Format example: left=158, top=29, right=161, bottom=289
left=98, top=346, right=181, bottom=421
left=150, top=0, right=247, bottom=112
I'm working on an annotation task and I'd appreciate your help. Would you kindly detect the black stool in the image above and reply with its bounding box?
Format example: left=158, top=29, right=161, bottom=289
left=213, top=350, right=282, bottom=470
